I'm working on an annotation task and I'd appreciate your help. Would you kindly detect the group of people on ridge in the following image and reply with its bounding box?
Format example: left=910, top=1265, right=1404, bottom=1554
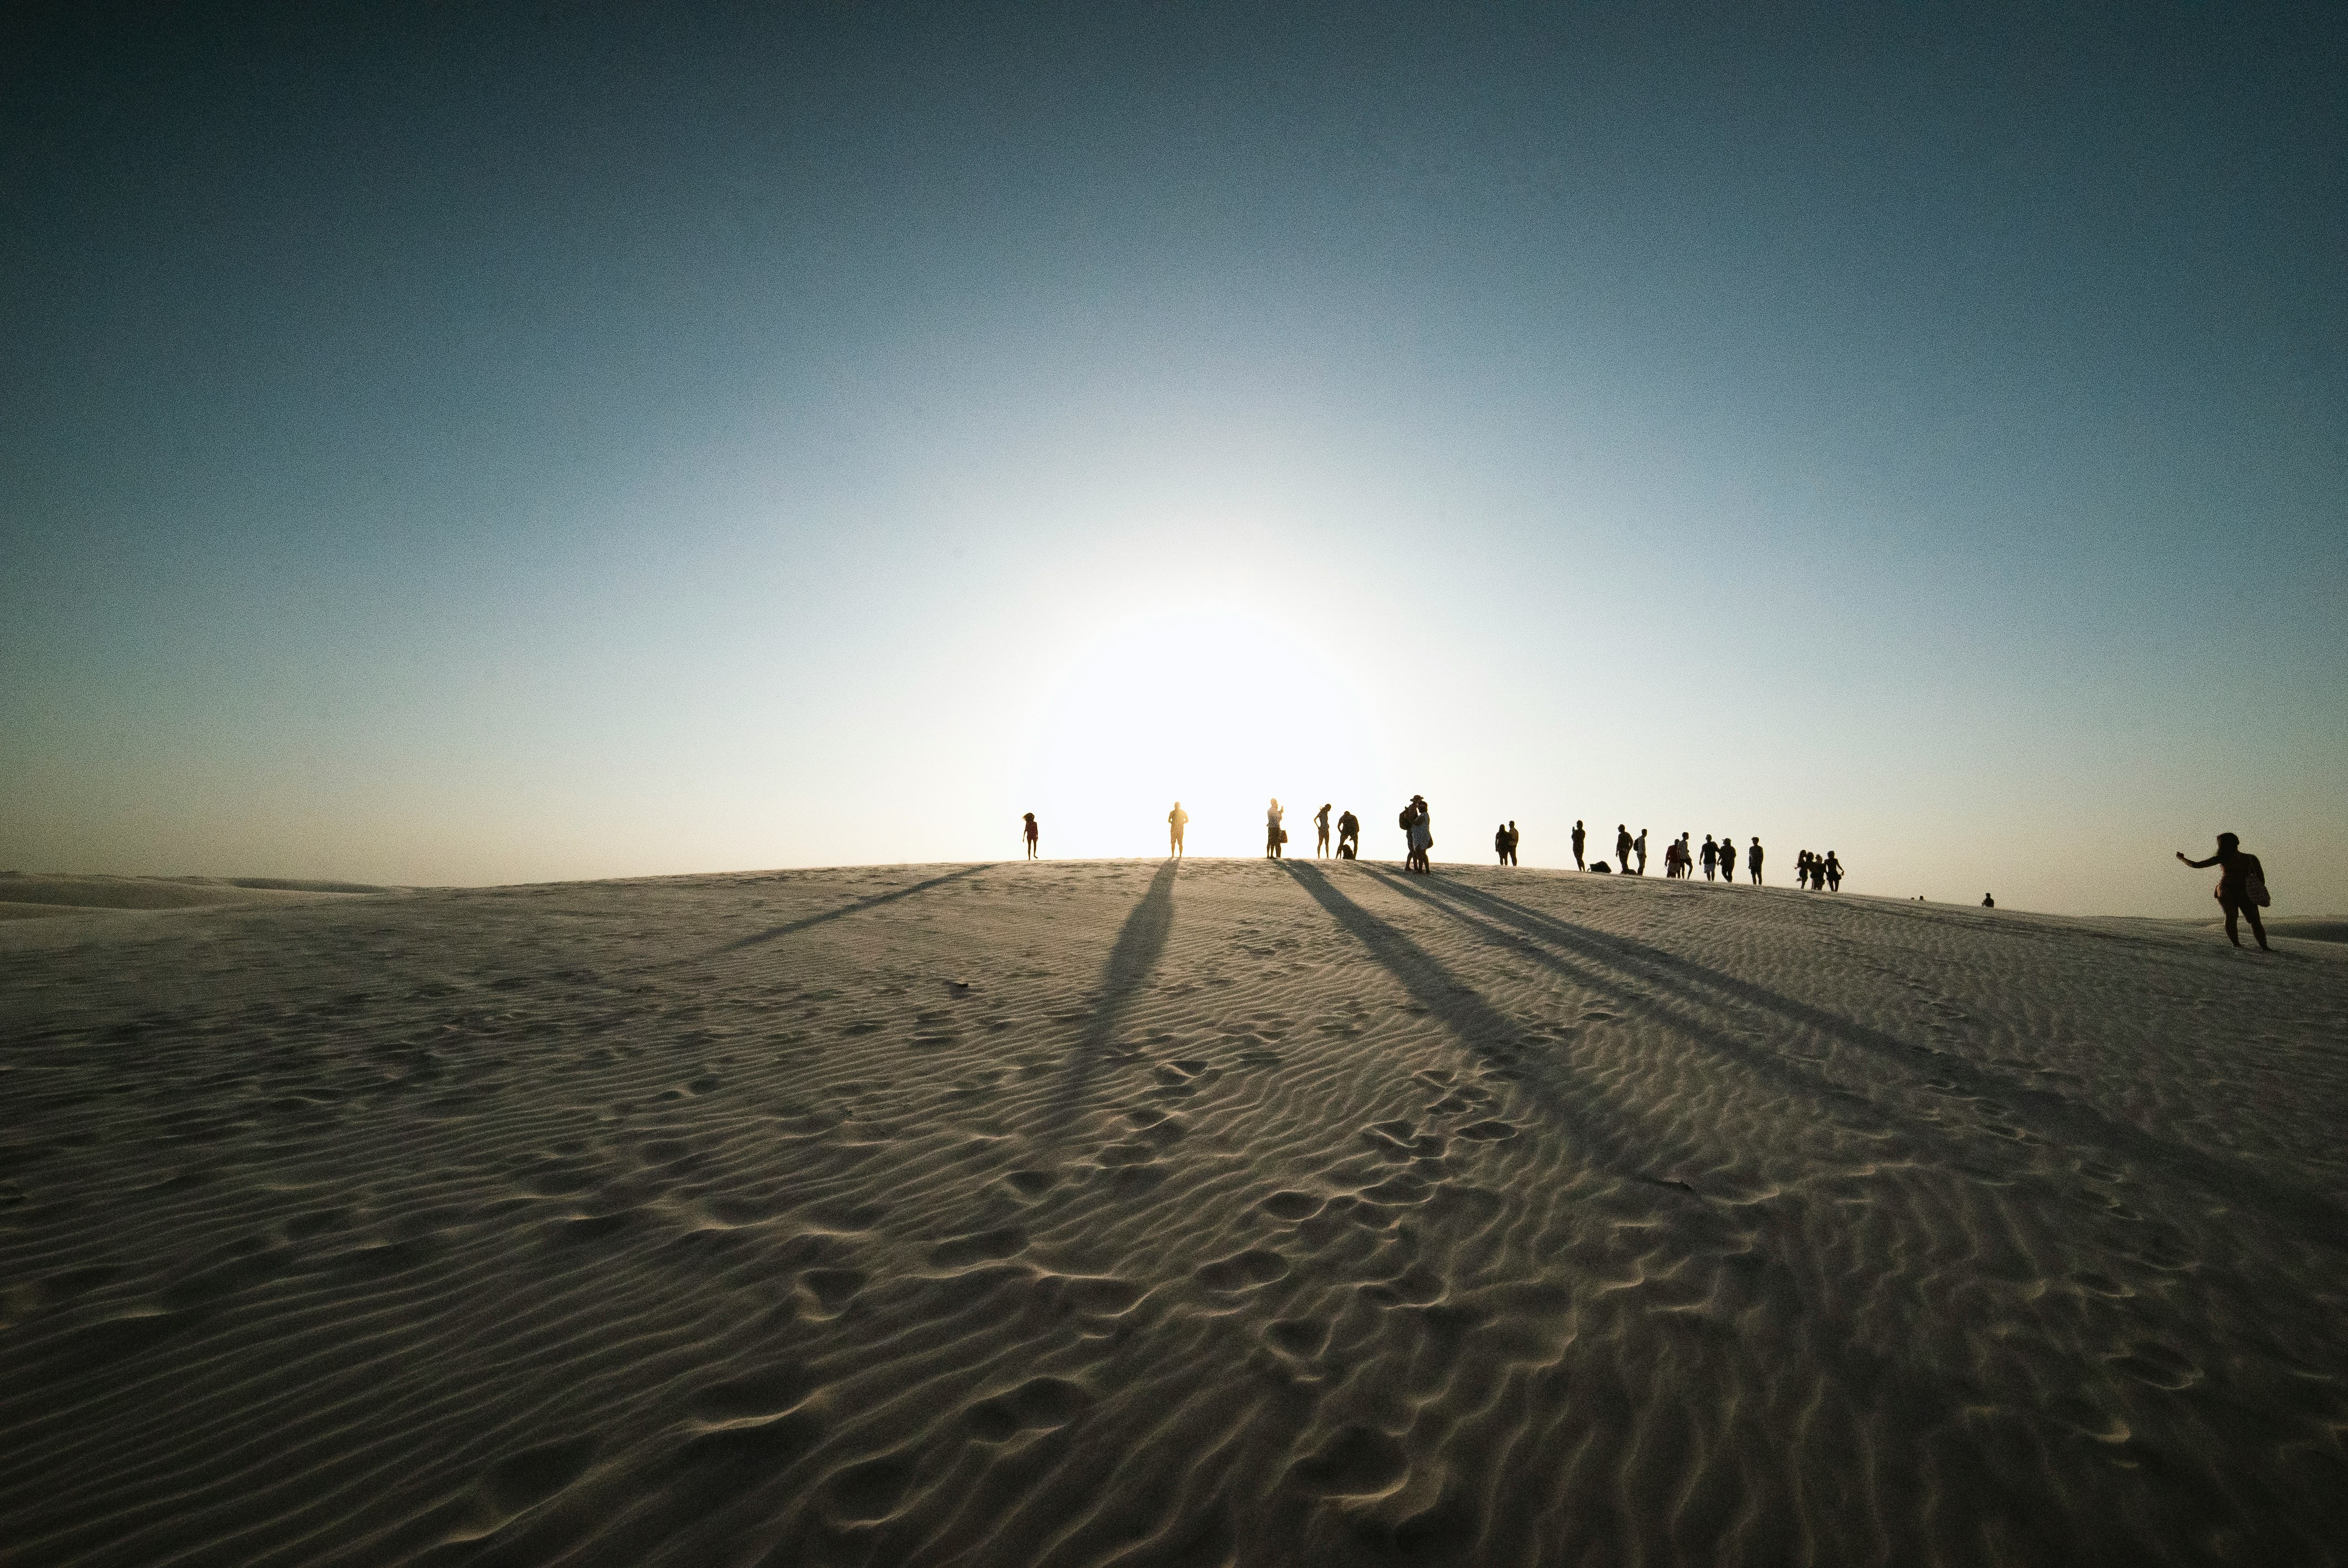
left=1791, top=849, right=1844, bottom=891
left=1044, top=812, right=2278, bottom=955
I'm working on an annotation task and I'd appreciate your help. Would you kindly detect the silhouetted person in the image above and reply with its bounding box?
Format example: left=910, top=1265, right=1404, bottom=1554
left=1315, top=803, right=1332, bottom=858
left=1795, top=850, right=1813, bottom=889
left=1982, top=893, right=1995, bottom=908
left=1266, top=798, right=1285, bottom=859
left=1337, top=809, right=1360, bottom=859
left=1168, top=801, right=1188, bottom=859
left=1615, top=824, right=1631, bottom=873
left=2177, top=833, right=2270, bottom=951
left=1634, top=829, right=1649, bottom=876
left=1507, top=821, right=1520, bottom=865
left=1701, top=835, right=1718, bottom=881
left=1825, top=851, right=1842, bottom=891
left=1747, top=837, right=1763, bottom=885
left=1572, top=819, right=1587, bottom=869
left=1406, top=796, right=1433, bottom=873
left=1023, top=812, right=1039, bottom=859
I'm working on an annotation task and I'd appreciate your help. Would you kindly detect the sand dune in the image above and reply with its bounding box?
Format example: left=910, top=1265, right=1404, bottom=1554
left=3, top=860, right=2344, bottom=1566
left=0, top=873, right=388, bottom=917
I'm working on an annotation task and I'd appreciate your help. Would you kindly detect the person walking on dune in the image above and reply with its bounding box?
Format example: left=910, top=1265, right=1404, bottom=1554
left=1825, top=850, right=1843, bottom=891
left=1634, top=829, right=1649, bottom=876
left=1747, top=837, right=1764, bottom=885
left=2177, top=833, right=2270, bottom=951
left=1315, top=803, right=1332, bottom=858
left=1167, top=801, right=1188, bottom=859
left=1701, top=834, right=1718, bottom=881
left=1615, top=824, right=1632, bottom=874
left=1572, top=819, right=1587, bottom=870
left=1266, top=798, right=1286, bottom=860
left=1023, top=813, right=1039, bottom=859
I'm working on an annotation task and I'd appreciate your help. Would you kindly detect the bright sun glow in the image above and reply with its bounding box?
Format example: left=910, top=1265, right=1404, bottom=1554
left=1022, top=607, right=1387, bottom=859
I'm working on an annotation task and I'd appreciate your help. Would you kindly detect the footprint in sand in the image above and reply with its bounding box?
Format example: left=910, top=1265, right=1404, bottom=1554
left=546, top=1211, right=637, bottom=1246
left=692, top=1365, right=817, bottom=1420
left=1265, top=1317, right=1330, bottom=1358
left=2109, top=1343, right=2201, bottom=1391
left=965, top=1376, right=1093, bottom=1442
left=1288, top=1425, right=1409, bottom=1498
left=822, top=1454, right=918, bottom=1523
left=1362, top=1264, right=1444, bottom=1307
left=445, top=1436, right=599, bottom=1543
left=926, top=1227, right=1027, bottom=1270
left=1195, top=1249, right=1291, bottom=1292
left=799, top=1268, right=867, bottom=1315
left=1260, top=1191, right=1324, bottom=1221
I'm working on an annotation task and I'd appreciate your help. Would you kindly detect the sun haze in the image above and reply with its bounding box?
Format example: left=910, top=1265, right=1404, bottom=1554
left=2, top=7, right=2343, bottom=916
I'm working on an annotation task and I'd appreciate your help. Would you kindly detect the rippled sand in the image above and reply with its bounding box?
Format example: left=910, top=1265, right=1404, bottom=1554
left=4, top=860, right=2344, bottom=1566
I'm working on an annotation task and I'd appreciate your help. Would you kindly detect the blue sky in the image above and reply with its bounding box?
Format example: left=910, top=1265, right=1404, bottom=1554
left=3, top=3, right=2341, bottom=915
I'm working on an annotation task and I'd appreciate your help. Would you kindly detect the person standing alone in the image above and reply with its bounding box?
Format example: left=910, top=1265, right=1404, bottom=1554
left=1023, top=813, right=1039, bottom=859
left=1747, top=837, right=1764, bottom=885
left=1315, top=803, right=1333, bottom=858
left=2177, top=833, right=2271, bottom=951
left=1168, top=801, right=1188, bottom=859
left=1572, top=819, right=1587, bottom=870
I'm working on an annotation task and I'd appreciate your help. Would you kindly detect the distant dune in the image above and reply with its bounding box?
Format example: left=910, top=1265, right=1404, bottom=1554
left=0, top=871, right=390, bottom=917
left=2, top=860, right=2342, bottom=1566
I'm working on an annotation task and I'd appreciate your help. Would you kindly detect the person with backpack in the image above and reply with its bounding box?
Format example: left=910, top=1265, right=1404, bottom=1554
left=2177, top=833, right=2271, bottom=951
left=1402, top=796, right=1432, bottom=872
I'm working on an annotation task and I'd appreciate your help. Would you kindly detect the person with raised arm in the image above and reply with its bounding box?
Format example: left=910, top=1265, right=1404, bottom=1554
left=2176, top=833, right=2271, bottom=951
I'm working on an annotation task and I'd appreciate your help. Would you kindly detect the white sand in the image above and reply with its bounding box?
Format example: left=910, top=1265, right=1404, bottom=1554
left=3, top=860, right=2343, bottom=1566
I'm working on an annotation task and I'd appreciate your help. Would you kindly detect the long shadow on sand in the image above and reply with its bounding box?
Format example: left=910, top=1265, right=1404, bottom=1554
left=1386, top=869, right=2348, bottom=1250
left=1043, top=859, right=1179, bottom=1132
left=1279, top=860, right=1671, bottom=1187
left=701, top=864, right=995, bottom=957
